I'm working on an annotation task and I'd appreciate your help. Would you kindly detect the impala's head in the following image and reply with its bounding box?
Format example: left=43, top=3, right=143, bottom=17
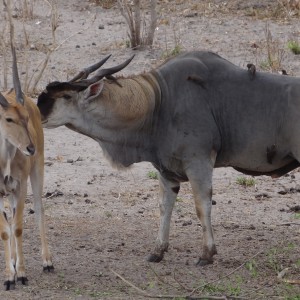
left=0, top=91, right=35, bottom=156
left=37, top=54, right=134, bottom=128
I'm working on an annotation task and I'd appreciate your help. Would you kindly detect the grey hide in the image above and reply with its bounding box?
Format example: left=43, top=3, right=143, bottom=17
left=37, top=51, right=300, bottom=265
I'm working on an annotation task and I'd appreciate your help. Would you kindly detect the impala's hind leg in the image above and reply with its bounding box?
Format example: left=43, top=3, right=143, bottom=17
left=30, top=163, right=53, bottom=272
left=10, top=185, right=27, bottom=286
left=0, top=198, right=16, bottom=290
left=148, top=175, right=180, bottom=263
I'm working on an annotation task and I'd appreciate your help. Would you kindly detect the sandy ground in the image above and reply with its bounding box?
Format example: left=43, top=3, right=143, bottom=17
left=0, top=0, right=299, bottom=299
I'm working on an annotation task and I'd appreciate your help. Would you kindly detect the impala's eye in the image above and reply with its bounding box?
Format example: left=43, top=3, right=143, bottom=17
left=6, top=118, right=13, bottom=123
left=63, top=94, right=72, bottom=100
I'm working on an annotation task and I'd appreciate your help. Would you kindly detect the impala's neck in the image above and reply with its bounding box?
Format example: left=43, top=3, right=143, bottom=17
left=0, top=133, right=17, bottom=180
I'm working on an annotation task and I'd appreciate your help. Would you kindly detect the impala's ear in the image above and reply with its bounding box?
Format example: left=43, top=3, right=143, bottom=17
left=0, top=93, right=9, bottom=109
left=84, top=81, right=104, bottom=102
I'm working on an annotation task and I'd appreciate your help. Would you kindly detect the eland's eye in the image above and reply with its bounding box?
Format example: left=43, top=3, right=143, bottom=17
left=6, top=118, right=13, bottom=123
left=63, top=94, right=72, bottom=100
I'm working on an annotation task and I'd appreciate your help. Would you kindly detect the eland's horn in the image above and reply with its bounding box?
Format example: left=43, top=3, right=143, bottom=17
left=80, top=55, right=135, bottom=87
left=69, top=54, right=112, bottom=83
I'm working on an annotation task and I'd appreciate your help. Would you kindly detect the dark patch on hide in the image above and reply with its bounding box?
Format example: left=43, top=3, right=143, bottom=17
left=267, top=144, right=276, bottom=164
left=172, top=186, right=180, bottom=194
left=152, top=163, right=188, bottom=182
left=4, top=175, right=12, bottom=185
left=37, top=81, right=87, bottom=119
left=187, top=75, right=206, bottom=89
left=37, top=91, right=56, bottom=119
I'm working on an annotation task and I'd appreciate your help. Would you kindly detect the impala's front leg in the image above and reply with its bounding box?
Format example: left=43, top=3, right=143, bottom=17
left=11, top=186, right=27, bottom=285
left=0, top=199, right=15, bottom=290
left=148, top=175, right=180, bottom=263
left=30, top=165, right=53, bottom=272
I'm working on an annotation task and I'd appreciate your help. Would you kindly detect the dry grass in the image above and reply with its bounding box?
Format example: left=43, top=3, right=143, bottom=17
left=89, top=0, right=117, bottom=9
left=264, top=23, right=285, bottom=71
left=0, top=0, right=58, bottom=95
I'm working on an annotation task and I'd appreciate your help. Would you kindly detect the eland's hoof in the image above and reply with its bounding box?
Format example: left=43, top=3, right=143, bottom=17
left=196, top=258, right=214, bottom=266
left=147, top=253, right=163, bottom=263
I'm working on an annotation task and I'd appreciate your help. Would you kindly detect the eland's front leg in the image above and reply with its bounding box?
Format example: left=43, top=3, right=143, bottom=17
left=186, top=159, right=217, bottom=266
left=148, top=175, right=180, bottom=262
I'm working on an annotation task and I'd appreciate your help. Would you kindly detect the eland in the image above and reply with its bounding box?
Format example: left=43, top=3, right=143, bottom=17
left=37, top=51, right=299, bottom=266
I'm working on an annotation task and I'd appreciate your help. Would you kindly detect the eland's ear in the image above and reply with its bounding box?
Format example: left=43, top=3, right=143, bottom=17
left=84, top=81, right=104, bottom=102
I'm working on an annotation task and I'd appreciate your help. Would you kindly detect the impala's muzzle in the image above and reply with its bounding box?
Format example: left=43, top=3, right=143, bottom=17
left=23, top=143, right=35, bottom=156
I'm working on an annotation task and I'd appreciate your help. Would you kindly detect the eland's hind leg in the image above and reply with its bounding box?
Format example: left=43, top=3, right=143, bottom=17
left=148, top=174, right=180, bottom=262
left=186, top=157, right=217, bottom=266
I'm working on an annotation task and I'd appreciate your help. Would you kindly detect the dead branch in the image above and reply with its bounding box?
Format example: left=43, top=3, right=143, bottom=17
left=145, top=0, right=157, bottom=45
left=117, top=0, right=157, bottom=48
left=172, top=267, right=193, bottom=292
left=30, top=50, right=51, bottom=93
left=6, top=0, right=14, bottom=49
left=276, top=222, right=300, bottom=226
left=278, top=267, right=300, bottom=285
left=117, top=0, right=135, bottom=45
left=50, top=0, right=59, bottom=45
left=0, top=25, right=8, bottom=90
left=133, top=0, right=141, bottom=46
left=110, top=268, right=162, bottom=298
left=22, top=23, right=30, bottom=93
left=110, top=269, right=247, bottom=300
left=147, top=263, right=181, bottom=290
left=189, top=250, right=263, bottom=296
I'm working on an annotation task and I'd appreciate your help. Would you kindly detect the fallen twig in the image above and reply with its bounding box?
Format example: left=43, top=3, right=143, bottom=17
left=276, top=222, right=300, bottom=226
left=110, top=268, right=167, bottom=298
left=173, top=267, right=193, bottom=292
left=110, top=269, right=247, bottom=299
left=281, top=279, right=300, bottom=284
left=278, top=267, right=300, bottom=285
left=189, top=250, right=263, bottom=296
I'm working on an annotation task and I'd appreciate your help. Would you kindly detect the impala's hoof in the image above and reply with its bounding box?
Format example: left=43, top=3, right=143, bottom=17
left=196, top=257, right=214, bottom=266
left=43, top=265, right=54, bottom=272
left=147, top=253, right=163, bottom=263
left=4, top=280, right=15, bottom=291
left=17, top=276, right=28, bottom=285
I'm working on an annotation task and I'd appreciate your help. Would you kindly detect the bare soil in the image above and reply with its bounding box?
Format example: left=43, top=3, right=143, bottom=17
left=0, top=0, right=299, bottom=299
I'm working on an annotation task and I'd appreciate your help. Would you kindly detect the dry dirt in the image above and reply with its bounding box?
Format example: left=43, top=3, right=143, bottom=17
left=0, top=0, right=300, bottom=299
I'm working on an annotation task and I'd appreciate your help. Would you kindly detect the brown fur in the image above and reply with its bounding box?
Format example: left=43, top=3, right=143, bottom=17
left=101, top=73, right=160, bottom=123
left=0, top=90, right=52, bottom=288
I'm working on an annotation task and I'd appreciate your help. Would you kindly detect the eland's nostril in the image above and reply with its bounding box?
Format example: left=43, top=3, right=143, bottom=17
left=27, top=145, right=35, bottom=155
